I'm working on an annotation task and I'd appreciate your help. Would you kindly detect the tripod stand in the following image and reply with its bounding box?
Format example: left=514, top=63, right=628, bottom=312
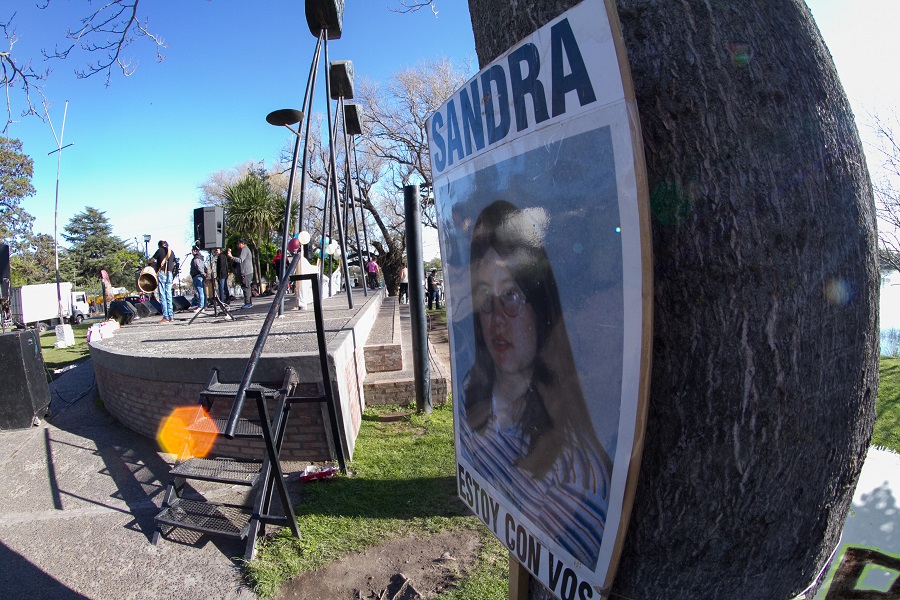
left=188, top=253, right=235, bottom=324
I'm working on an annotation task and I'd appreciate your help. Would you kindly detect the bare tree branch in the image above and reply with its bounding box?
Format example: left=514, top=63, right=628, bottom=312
left=870, top=109, right=900, bottom=272
left=2, top=1, right=166, bottom=132
left=1, top=14, right=50, bottom=133
left=356, top=57, right=471, bottom=227
left=389, top=1, right=439, bottom=16
left=42, top=0, right=166, bottom=86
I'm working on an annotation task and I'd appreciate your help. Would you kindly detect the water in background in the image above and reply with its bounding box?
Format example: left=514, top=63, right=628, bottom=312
left=882, top=273, right=900, bottom=356
left=882, top=329, right=900, bottom=357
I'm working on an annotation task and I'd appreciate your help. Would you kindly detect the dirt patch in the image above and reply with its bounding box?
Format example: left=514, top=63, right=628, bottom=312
left=273, top=316, right=469, bottom=600
left=273, top=529, right=481, bottom=600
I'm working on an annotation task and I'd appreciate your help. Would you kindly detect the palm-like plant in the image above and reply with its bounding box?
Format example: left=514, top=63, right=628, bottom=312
left=223, top=171, right=285, bottom=283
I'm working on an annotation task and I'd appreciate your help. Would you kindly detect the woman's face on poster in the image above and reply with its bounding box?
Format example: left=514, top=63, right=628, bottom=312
left=474, top=248, right=538, bottom=379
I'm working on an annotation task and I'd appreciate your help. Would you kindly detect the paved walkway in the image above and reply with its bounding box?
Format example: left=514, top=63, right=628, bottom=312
left=0, top=291, right=448, bottom=599
left=0, top=358, right=261, bottom=599
left=812, top=446, right=900, bottom=598
left=4, top=305, right=892, bottom=599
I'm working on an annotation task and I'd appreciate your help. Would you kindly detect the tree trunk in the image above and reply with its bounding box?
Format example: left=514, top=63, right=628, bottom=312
left=466, top=1, right=879, bottom=598
left=372, top=241, right=405, bottom=297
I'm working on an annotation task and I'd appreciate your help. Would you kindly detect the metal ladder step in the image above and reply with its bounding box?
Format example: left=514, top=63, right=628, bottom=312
left=169, top=458, right=262, bottom=485
left=287, top=394, right=328, bottom=405
left=186, top=416, right=263, bottom=438
left=155, top=498, right=252, bottom=539
left=202, top=380, right=281, bottom=399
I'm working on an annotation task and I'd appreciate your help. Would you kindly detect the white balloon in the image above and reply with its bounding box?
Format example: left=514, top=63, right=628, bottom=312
left=298, top=231, right=311, bottom=245
left=333, top=245, right=342, bottom=257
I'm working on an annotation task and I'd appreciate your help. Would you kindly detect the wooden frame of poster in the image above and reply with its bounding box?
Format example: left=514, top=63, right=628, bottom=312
left=427, top=0, right=652, bottom=597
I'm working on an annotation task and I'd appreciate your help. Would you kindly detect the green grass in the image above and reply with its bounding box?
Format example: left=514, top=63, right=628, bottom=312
left=38, top=320, right=96, bottom=379
left=22, top=315, right=900, bottom=595
left=245, top=402, right=507, bottom=599
left=875, top=358, right=900, bottom=453
left=441, top=534, right=509, bottom=600
left=428, top=305, right=448, bottom=323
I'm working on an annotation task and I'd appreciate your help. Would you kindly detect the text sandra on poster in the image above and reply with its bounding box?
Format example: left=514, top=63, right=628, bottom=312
left=427, top=0, right=652, bottom=597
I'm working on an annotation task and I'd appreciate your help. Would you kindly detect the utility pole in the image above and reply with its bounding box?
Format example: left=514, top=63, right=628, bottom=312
left=47, top=101, right=75, bottom=323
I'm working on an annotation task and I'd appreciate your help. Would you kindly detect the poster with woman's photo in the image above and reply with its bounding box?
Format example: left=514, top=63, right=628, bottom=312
left=427, top=0, right=651, bottom=596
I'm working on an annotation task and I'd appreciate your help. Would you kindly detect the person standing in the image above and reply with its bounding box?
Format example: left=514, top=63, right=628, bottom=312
left=399, top=262, right=409, bottom=304
left=214, top=247, right=230, bottom=304
left=189, top=247, right=207, bottom=311
left=427, top=269, right=439, bottom=310
left=149, top=240, right=175, bottom=323
left=366, top=258, right=380, bottom=289
left=228, top=239, right=254, bottom=308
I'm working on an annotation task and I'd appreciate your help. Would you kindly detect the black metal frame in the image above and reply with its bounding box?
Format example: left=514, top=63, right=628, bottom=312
left=153, top=264, right=347, bottom=558
left=187, top=253, right=235, bottom=325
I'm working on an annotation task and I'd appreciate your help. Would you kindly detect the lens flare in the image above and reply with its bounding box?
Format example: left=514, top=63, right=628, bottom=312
left=824, top=277, right=852, bottom=306
left=727, top=43, right=753, bottom=67
left=156, top=406, right=217, bottom=458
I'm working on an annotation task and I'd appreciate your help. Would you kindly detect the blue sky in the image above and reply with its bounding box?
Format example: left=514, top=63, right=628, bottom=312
left=5, top=1, right=899, bottom=267
left=7, top=0, right=476, bottom=257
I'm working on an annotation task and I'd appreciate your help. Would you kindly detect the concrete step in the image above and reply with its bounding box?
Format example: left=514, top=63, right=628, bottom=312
left=363, top=302, right=449, bottom=406
left=363, top=295, right=403, bottom=373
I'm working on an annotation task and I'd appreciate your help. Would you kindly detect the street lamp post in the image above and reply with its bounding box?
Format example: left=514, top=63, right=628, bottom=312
left=143, top=234, right=151, bottom=260
left=266, top=108, right=305, bottom=317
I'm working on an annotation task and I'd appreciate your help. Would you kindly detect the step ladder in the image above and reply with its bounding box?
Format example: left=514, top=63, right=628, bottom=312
left=152, top=270, right=347, bottom=560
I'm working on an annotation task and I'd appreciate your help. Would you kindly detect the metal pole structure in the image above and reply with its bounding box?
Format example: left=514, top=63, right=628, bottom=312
left=341, top=100, right=367, bottom=297
left=278, top=130, right=301, bottom=318
left=352, top=140, right=373, bottom=268
left=274, top=31, right=323, bottom=316
left=297, top=31, right=323, bottom=235
left=323, top=42, right=354, bottom=309
left=347, top=182, right=366, bottom=295
left=47, top=100, right=74, bottom=324
left=404, top=184, right=431, bottom=414
left=318, top=105, right=341, bottom=293
left=266, top=108, right=305, bottom=318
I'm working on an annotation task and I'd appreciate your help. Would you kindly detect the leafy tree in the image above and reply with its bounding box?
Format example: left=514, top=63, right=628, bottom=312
left=0, top=136, right=37, bottom=252
left=63, top=206, right=142, bottom=288
left=223, top=169, right=285, bottom=284
left=9, top=233, right=58, bottom=286
left=198, top=160, right=263, bottom=208
left=423, top=256, right=442, bottom=273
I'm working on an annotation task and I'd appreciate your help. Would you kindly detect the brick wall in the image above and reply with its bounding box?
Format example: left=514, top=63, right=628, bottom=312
left=363, top=376, right=448, bottom=406
left=89, top=290, right=384, bottom=465
left=363, top=344, right=403, bottom=372
left=94, top=363, right=333, bottom=461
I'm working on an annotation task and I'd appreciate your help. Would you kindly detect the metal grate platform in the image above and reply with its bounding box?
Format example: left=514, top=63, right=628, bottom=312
left=169, top=458, right=262, bottom=485
left=155, top=498, right=252, bottom=539
left=186, top=416, right=262, bottom=437
left=203, top=381, right=281, bottom=399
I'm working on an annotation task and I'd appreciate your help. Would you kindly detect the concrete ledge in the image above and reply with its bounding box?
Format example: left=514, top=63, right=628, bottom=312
left=364, top=372, right=449, bottom=406
left=364, top=296, right=403, bottom=372
left=363, top=303, right=451, bottom=407
left=88, top=290, right=383, bottom=461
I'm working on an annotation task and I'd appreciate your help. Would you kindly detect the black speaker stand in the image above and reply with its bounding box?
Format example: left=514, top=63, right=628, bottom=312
left=187, top=270, right=237, bottom=325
